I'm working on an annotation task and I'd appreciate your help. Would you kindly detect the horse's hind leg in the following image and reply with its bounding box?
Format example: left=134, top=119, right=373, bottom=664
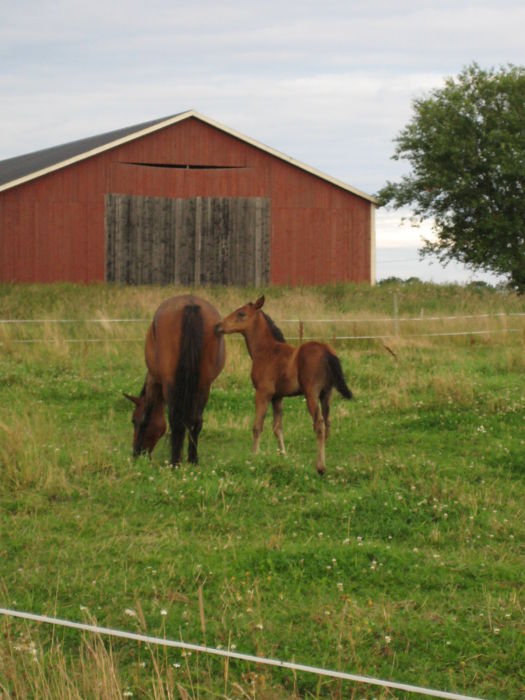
left=305, top=393, right=326, bottom=475
left=168, top=388, right=185, bottom=466
left=170, top=424, right=186, bottom=466
left=188, top=416, right=202, bottom=464
left=188, top=387, right=209, bottom=464
left=272, top=397, right=286, bottom=454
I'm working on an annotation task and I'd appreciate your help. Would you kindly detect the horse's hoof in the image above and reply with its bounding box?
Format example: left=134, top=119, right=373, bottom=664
left=317, top=466, right=326, bottom=477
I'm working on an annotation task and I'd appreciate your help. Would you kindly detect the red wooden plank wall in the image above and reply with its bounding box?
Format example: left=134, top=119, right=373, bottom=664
left=0, top=117, right=372, bottom=285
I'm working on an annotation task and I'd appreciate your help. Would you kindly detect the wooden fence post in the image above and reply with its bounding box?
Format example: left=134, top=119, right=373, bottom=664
left=393, top=293, right=399, bottom=338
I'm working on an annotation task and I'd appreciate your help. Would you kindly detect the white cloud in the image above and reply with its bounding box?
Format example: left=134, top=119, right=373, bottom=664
left=375, top=209, right=437, bottom=248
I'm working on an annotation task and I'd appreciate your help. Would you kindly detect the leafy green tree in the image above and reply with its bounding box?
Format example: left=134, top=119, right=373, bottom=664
left=377, top=63, right=525, bottom=292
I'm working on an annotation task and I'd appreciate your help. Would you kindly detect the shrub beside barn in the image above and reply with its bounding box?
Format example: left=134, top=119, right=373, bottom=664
left=0, top=111, right=376, bottom=286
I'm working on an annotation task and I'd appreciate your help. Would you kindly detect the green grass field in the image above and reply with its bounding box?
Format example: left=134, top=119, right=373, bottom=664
left=0, top=282, right=524, bottom=699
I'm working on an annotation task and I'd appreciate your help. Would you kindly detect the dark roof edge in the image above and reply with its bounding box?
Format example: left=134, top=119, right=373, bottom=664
left=0, top=111, right=192, bottom=193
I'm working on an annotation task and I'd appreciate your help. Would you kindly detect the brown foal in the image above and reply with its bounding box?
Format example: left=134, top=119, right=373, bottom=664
left=215, top=296, right=352, bottom=474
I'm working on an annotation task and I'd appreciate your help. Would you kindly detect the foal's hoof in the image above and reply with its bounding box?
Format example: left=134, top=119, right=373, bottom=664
left=316, top=465, right=326, bottom=477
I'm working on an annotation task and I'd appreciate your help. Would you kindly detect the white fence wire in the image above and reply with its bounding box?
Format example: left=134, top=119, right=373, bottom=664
left=0, top=608, right=488, bottom=700
left=1, top=312, right=524, bottom=325
left=0, top=312, right=523, bottom=344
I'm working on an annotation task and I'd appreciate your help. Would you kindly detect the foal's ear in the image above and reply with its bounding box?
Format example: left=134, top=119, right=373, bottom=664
left=123, top=392, right=140, bottom=406
left=254, top=295, right=265, bottom=309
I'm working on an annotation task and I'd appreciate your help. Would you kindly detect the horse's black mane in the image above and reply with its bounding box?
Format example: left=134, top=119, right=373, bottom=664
left=262, top=312, right=286, bottom=343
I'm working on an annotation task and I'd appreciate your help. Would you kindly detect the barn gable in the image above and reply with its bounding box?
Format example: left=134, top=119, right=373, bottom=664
left=0, top=110, right=376, bottom=203
left=0, top=111, right=376, bottom=286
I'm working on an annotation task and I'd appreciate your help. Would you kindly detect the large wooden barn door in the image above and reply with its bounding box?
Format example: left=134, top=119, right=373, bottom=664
left=105, top=194, right=270, bottom=286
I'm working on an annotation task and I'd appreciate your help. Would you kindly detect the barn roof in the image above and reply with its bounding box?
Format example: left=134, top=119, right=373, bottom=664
left=0, top=110, right=376, bottom=203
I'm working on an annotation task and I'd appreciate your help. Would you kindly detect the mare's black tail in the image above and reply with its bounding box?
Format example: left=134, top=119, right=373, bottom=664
left=326, top=352, right=353, bottom=399
left=168, top=305, right=204, bottom=462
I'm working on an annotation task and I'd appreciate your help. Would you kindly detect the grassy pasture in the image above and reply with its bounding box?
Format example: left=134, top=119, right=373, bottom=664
left=0, top=281, right=524, bottom=699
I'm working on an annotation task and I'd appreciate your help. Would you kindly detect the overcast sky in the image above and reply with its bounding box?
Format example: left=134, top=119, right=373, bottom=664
left=2, top=0, right=523, bottom=282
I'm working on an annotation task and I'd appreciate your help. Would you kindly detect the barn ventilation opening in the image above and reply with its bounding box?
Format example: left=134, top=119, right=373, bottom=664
left=122, top=162, right=246, bottom=170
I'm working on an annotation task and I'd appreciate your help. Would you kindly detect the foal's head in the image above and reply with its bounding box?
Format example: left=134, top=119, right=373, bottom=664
left=124, top=391, right=167, bottom=456
left=215, top=296, right=286, bottom=343
left=215, top=296, right=266, bottom=336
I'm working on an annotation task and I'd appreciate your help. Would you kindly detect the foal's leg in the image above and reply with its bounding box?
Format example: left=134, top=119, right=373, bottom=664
left=305, top=393, right=326, bottom=475
left=320, top=388, right=332, bottom=440
left=272, top=397, right=286, bottom=454
left=253, top=391, right=270, bottom=453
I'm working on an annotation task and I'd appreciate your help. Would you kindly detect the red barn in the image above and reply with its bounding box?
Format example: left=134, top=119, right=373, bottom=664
left=0, top=110, right=376, bottom=286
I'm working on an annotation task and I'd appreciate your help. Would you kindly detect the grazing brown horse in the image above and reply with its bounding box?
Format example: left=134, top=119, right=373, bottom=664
left=124, top=295, right=225, bottom=465
left=215, top=296, right=352, bottom=475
